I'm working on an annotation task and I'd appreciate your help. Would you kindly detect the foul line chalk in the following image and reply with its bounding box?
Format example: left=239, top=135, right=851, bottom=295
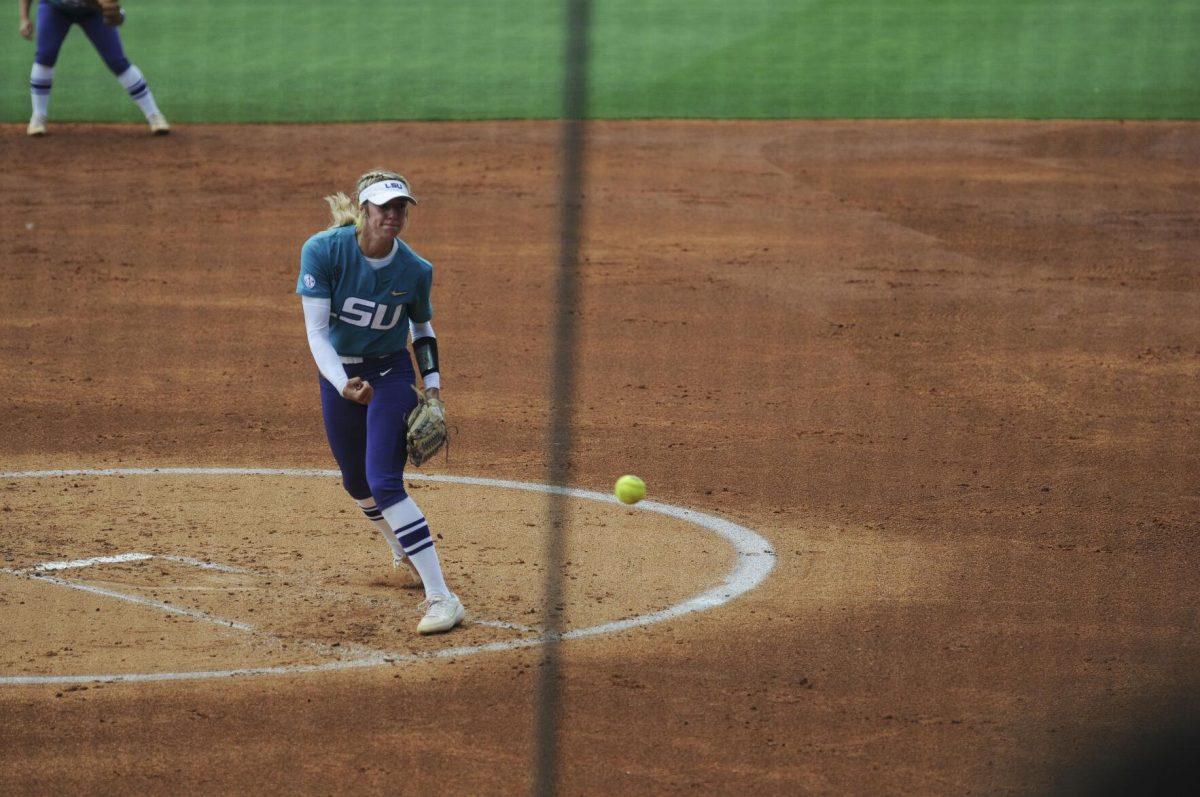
left=10, top=570, right=254, bottom=632
left=159, top=555, right=248, bottom=574
left=32, top=552, right=153, bottom=572
left=23, top=552, right=245, bottom=575
left=0, top=467, right=776, bottom=685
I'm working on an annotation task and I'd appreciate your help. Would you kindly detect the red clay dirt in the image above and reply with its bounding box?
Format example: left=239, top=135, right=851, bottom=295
left=1, top=120, right=1198, bottom=794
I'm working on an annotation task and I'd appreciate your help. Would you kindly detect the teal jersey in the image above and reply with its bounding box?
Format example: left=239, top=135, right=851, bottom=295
left=296, top=225, right=434, bottom=358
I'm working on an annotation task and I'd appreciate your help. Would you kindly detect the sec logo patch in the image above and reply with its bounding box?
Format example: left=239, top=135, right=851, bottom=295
left=303, top=274, right=316, bottom=289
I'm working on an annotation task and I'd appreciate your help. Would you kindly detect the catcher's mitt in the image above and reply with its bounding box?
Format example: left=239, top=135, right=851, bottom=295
left=97, top=0, right=124, bottom=26
left=406, top=388, right=447, bottom=467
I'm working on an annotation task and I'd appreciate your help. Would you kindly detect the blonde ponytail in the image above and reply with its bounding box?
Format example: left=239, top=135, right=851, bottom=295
left=324, top=192, right=360, bottom=229
left=324, top=168, right=412, bottom=230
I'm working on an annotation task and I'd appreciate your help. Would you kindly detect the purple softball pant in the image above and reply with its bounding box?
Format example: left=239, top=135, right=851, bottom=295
left=35, top=1, right=131, bottom=74
left=319, top=351, right=420, bottom=511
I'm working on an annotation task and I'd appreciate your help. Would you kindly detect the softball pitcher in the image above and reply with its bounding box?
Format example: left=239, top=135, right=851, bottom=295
left=18, top=0, right=169, bottom=136
left=296, top=169, right=463, bottom=635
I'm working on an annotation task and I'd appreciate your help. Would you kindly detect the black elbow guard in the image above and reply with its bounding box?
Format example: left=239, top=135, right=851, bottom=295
left=412, top=336, right=439, bottom=377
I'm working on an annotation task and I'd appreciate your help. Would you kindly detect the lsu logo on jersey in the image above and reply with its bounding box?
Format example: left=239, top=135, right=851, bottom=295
left=337, top=298, right=404, bottom=330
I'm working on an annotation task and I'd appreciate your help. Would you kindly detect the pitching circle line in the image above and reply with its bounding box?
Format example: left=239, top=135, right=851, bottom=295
left=0, top=467, right=777, bottom=685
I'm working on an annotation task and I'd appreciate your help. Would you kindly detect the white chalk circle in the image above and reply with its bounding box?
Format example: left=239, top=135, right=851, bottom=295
left=0, top=468, right=776, bottom=684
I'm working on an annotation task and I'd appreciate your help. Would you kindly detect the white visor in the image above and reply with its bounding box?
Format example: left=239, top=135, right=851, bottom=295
left=358, top=179, right=418, bottom=207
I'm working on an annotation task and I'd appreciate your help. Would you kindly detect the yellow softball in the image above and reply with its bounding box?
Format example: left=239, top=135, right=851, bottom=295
left=614, top=474, right=646, bottom=505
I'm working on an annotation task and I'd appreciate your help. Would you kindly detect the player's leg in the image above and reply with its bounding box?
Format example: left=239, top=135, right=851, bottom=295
left=319, top=374, right=370, bottom=496
left=358, top=494, right=423, bottom=588
left=365, top=363, right=463, bottom=633
left=320, top=374, right=379, bottom=543
left=78, top=14, right=169, bottom=134
left=28, top=2, right=73, bottom=135
left=319, top=373, right=421, bottom=587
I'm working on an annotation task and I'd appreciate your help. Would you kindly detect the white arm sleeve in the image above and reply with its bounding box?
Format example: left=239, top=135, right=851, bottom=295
left=301, top=297, right=349, bottom=393
left=409, top=319, right=440, bottom=390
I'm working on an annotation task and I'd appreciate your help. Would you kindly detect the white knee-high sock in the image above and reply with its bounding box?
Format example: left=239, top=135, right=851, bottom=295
left=116, top=65, right=161, bottom=118
left=382, top=497, right=450, bottom=598
left=30, top=64, right=53, bottom=118
left=355, top=497, right=405, bottom=559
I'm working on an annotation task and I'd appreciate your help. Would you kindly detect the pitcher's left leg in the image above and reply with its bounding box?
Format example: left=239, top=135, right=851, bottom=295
left=366, top=377, right=463, bottom=633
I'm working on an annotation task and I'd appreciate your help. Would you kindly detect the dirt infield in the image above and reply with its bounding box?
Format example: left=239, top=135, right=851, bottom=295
left=1, top=120, right=1198, bottom=794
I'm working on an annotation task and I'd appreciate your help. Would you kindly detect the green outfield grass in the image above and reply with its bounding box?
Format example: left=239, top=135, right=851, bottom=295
left=3, top=0, right=1198, bottom=122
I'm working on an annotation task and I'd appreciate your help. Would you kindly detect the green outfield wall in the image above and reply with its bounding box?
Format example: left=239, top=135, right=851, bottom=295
left=3, top=0, right=1198, bottom=122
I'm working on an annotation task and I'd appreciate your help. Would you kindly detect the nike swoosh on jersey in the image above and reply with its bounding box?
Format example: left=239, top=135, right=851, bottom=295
left=380, top=368, right=393, bottom=376
left=390, top=290, right=408, bottom=296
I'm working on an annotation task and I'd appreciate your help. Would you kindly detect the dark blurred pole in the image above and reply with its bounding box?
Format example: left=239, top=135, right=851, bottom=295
left=533, top=0, right=590, bottom=795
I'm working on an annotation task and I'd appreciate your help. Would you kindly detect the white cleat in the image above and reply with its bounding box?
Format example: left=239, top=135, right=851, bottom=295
left=391, top=555, right=423, bottom=588
left=27, top=114, right=47, bottom=137
left=416, top=593, right=464, bottom=635
left=147, top=112, right=170, bottom=135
